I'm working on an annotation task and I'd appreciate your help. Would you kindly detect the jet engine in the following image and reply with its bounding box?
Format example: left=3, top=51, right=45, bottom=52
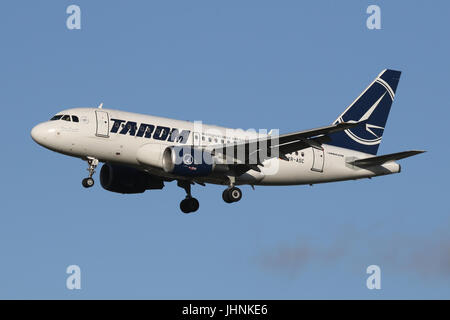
left=136, top=144, right=221, bottom=177
left=100, top=163, right=164, bottom=194
left=162, top=146, right=214, bottom=177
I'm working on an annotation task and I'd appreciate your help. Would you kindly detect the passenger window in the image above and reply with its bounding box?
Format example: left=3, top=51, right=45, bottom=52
left=50, top=115, right=63, bottom=121
left=61, top=115, right=71, bottom=121
left=72, top=115, right=79, bottom=122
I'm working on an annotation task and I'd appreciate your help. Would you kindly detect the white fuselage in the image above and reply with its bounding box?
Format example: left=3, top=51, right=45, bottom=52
left=31, top=108, right=400, bottom=187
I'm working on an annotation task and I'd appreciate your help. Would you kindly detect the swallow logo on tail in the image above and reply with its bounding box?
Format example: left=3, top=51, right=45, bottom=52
left=328, top=69, right=402, bottom=155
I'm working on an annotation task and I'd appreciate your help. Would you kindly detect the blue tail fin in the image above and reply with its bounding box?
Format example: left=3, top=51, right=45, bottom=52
left=327, top=69, right=401, bottom=155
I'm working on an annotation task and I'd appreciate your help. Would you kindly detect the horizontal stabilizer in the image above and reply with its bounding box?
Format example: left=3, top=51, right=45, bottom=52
left=349, top=150, right=425, bottom=167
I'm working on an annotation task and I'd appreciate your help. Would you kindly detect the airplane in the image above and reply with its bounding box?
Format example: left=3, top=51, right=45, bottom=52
left=31, top=69, right=424, bottom=214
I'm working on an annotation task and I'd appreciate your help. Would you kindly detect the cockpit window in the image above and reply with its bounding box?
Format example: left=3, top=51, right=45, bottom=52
left=50, top=115, right=63, bottom=121
left=50, top=114, right=80, bottom=122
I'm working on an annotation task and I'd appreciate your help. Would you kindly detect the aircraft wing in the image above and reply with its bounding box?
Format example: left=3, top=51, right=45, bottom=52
left=212, top=121, right=359, bottom=165
left=348, top=150, right=426, bottom=167
left=276, top=121, right=359, bottom=145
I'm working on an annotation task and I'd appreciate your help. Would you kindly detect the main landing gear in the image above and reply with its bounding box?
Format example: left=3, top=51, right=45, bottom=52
left=222, top=187, right=242, bottom=203
left=222, top=176, right=243, bottom=204
left=82, top=157, right=98, bottom=188
left=178, top=180, right=200, bottom=214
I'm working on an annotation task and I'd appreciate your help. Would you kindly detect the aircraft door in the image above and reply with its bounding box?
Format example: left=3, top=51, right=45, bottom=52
left=192, top=132, right=205, bottom=147
left=311, top=147, right=324, bottom=172
left=95, top=110, right=110, bottom=137
left=193, top=132, right=200, bottom=146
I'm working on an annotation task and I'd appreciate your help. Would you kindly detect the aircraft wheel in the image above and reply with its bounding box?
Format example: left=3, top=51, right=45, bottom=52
left=229, top=187, right=242, bottom=202
left=82, top=177, right=94, bottom=188
left=180, top=199, right=190, bottom=213
left=180, top=198, right=199, bottom=214
left=223, top=187, right=242, bottom=203
left=189, top=198, right=200, bottom=212
left=222, top=189, right=233, bottom=203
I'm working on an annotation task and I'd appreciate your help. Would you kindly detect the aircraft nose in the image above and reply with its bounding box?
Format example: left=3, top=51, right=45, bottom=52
left=31, top=123, right=50, bottom=145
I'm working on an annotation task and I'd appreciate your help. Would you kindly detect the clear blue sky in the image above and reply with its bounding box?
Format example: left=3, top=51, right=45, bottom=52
left=0, top=0, right=448, bottom=299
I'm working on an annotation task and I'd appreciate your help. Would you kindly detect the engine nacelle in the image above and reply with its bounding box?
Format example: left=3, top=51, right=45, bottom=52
left=136, top=144, right=220, bottom=177
left=162, top=146, right=214, bottom=177
left=100, top=163, right=164, bottom=194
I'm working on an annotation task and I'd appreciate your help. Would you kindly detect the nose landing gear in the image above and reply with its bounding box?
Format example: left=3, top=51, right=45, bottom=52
left=82, top=177, right=95, bottom=188
left=82, top=157, right=98, bottom=189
